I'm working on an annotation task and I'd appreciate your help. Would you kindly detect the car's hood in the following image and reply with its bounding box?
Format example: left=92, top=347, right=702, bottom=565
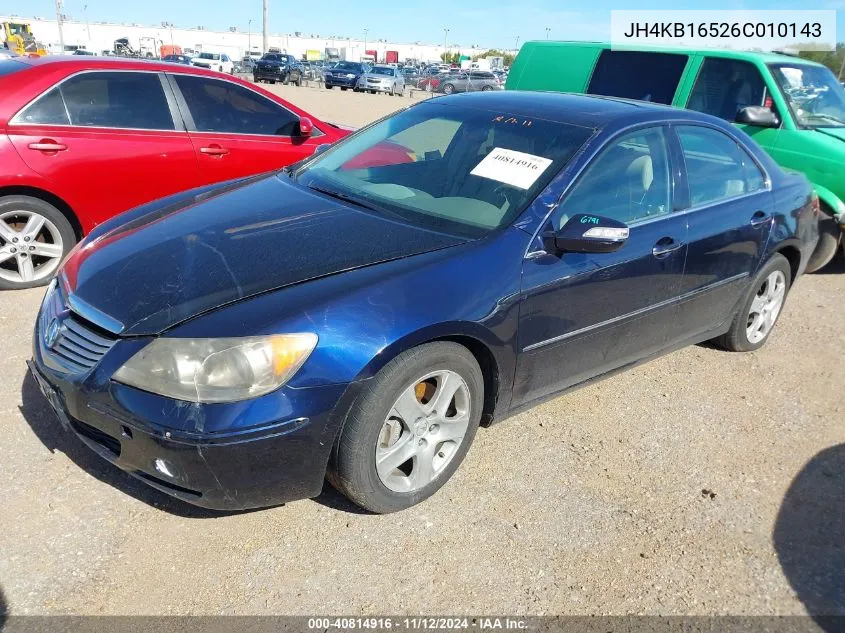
left=815, top=127, right=845, bottom=143
left=62, top=175, right=467, bottom=336
left=256, top=59, right=284, bottom=65
left=362, top=73, right=392, bottom=80
left=329, top=68, right=361, bottom=75
left=191, top=59, right=217, bottom=66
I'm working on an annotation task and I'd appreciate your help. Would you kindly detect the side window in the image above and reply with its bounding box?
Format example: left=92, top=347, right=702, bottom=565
left=14, top=87, right=70, bottom=125
left=687, top=58, right=767, bottom=122
left=173, top=75, right=303, bottom=136
left=587, top=50, right=688, bottom=105
left=59, top=72, right=174, bottom=130
left=677, top=126, right=766, bottom=206
left=221, top=54, right=229, bottom=63
left=552, top=127, right=672, bottom=227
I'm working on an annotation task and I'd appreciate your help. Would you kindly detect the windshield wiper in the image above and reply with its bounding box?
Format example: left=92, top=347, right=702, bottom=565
left=306, top=181, right=411, bottom=223
left=801, top=113, right=845, bottom=127
left=307, top=182, right=383, bottom=212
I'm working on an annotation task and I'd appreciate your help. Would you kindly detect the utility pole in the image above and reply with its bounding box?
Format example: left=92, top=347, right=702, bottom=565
left=363, top=28, right=368, bottom=55
left=443, top=27, right=449, bottom=62
left=248, top=19, right=252, bottom=56
left=545, top=27, right=550, bottom=40
left=55, top=0, right=65, bottom=53
left=262, top=0, right=268, bottom=55
left=514, top=36, right=520, bottom=52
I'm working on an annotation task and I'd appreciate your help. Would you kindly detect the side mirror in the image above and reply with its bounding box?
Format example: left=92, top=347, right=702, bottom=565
left=735, top=106, right=780, bottom=128
left=298, top=116, right=314, bottom=137
left=545, top=214, right=629, bottom=255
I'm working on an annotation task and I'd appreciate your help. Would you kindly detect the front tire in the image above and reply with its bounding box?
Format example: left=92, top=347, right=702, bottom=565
left=0, top=195, right=75, bottom=291
left=806, top=203, right=841, bottom=273
left=329, top=342, right=483, bottom=513
left=442, top=83, right=455, bottom=95
left=714, top=253, right=791, bottom=352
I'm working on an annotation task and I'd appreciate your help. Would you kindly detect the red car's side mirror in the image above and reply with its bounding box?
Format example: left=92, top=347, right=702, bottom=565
left=298, top=117, right=314, bottom=137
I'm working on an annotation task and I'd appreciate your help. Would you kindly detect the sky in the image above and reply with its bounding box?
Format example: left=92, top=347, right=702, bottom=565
left=2, top=0, right=844, bottom=50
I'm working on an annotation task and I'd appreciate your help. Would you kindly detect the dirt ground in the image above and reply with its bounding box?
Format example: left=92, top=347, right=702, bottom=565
left=1, top=83, right=843, bottom=617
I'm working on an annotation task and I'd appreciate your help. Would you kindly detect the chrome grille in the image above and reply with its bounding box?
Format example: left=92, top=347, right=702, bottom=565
left=39, top=283, right=116, bottom=375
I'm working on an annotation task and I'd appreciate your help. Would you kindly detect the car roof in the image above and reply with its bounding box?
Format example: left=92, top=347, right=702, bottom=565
left=435, top=90, right=717, bottom=129
left=14, top=55, right=227, bottom=76
left=520, top=40, right=828, bottom=67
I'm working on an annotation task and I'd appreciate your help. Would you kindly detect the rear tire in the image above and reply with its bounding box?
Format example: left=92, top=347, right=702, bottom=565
left=329, top=342, right=483, bottom=514
left=806, top=204, right=841, bottom=273
left=713, top=253, right=792, bottom=352
left=0, top=195, right=76, bottom=291
left=341, top=86, right=348, bottom=91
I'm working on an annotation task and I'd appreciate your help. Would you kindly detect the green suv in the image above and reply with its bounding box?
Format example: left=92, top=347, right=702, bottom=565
left=507, top=42, right=845, bottom=271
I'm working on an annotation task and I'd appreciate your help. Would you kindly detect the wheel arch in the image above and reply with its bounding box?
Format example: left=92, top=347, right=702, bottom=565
left=0, top=185, right=84, bottom=241
left=324, top=324, right=509, bottom=476
left=773, top=243, right=802, bottom=283
left=812, top=184, right=845, bottom=222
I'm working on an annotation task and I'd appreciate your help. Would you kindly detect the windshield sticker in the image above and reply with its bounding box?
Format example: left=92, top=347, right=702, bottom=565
left=470, top=147, right=553, bottom=190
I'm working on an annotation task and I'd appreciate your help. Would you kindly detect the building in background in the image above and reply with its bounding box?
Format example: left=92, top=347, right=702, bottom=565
left=1, top=14, right=488, bottom=62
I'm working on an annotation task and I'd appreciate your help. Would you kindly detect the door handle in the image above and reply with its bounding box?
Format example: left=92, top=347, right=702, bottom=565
left=199, top=144, right=229, bottom=156
left=652, top=237, right=684, bottom=258
left=750, top=210, right=772, bottom=227
left=28, top=140, right=67, bottom=152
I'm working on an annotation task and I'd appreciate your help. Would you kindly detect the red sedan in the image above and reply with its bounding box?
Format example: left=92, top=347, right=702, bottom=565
left=0, top=56, right=349, bottom=290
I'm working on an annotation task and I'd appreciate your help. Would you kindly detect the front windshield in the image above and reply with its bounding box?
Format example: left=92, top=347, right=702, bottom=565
left=296, top=102, right=591, bottom=237
left=199, top=53, right=220, bottom=60
left=370, top=67, right=394, bottom=76
left=335, top=62, right=363, bottom=72
left=769, top=63, right=845, bottom=128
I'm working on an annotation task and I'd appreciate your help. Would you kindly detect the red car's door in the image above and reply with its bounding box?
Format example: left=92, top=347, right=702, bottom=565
left=167, top=73, right=325, bottom=181
left=6, top=70, right=201, bottom=229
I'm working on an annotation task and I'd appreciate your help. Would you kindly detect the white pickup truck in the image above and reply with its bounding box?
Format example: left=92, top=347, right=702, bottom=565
left=191, top=52, right=235, bottom=74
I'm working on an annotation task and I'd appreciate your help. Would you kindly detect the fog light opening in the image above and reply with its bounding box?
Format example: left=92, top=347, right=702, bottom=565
left=153, top=458, right=176, bottom=479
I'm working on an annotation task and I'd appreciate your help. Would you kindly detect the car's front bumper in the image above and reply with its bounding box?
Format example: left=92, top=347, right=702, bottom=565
left=254, top=67, right=288, bottom=81
left=360, top=81, right=395, bottom=92
left=324, top=75, right=359, bottom=87
left=29, top=288, right=353, bottom=511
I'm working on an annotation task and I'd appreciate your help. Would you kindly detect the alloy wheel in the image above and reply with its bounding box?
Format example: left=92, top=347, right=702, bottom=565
left=375, top=370, right=471, bottom=493
left=746, top=270, right=786, bottom=344
left=0, top=210, right=64, bottom=284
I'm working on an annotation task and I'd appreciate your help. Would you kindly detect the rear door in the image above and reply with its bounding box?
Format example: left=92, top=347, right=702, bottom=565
left=168, top=73, right=323, bottom=182
left=671, top=124, right=773, bottom=336
left=7, top=70, right=200, bottom=227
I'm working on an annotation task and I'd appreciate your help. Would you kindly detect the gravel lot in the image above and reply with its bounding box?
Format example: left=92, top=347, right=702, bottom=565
left=1, top=84, right=843, bottom=617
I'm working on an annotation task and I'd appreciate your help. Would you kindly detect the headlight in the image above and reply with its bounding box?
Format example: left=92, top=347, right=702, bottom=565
left=113, top=334, right=317, bottom=403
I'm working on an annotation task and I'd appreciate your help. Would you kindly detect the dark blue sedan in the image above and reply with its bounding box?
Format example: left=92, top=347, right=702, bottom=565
left=29, top=92, right=819, bottom=513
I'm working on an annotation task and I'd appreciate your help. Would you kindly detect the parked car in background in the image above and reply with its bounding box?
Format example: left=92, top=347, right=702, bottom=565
left=162, top=54, right=192, bottom=66
left=324, top=61, right=367, bottom=91
left=29, top=92, right=817, bottom=513
left=299, top=61, right=315, bottom=80
left=253, top=53, right=302, bottom=85
left=438, top=70, right=502, bottom=94
left=417, top=71, right=446, bottom=92
left=191, top=52, right=234, bottom=74
left=237, top=57, right=256, bottom=73
left=357, top=65, right=404, bottom=95
left=401, top=67, right=420, bottom=84
left=508, top=41, right=845, bottom=272
left=71, top=49, right=96, bottom=56
left=0, top=56, right=348, bottom=289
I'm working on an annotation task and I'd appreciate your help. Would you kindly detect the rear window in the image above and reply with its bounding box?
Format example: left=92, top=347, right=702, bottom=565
left=587, top=50, right=688, bottom=105
left=0, top=59, right=26, bottom=77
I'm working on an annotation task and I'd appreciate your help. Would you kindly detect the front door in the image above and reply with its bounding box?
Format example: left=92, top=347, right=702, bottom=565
left=514, top=126, right=688, bottom=408
left=168, top=74, right=322, bottom=183
left=7, top=70, right=200, bottom=227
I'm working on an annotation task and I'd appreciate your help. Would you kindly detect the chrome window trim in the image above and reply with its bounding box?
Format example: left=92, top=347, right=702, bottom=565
left=522, top=271, right=749, bottom=352
left=522, top=119, right=773, bottom=260
left=9, top=68, right=180, bottom=132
